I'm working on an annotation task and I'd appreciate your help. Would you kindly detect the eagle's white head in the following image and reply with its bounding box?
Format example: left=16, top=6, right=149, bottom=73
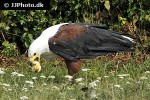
left=28, top=37, right=41, bottom=60
left=28, top=37, right=43, bottom=72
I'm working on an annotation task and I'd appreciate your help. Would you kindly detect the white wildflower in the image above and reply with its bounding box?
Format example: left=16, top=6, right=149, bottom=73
left=114, top=85, right=121, bottom=88
left=11, top=72, right=24, bottom=77
left=8, top=88, right=12, bottom=91
left=15, top=84, right=18, bottom=86
left=32, top=77, right=37, bottom=80
left=97, top=77, right=101, bottom=81
left=22, top=87, right=28, bottom=92
left=79, top=82, right=85, bottom=86
left=0, top=68, right=6, bottom=71
left=140, top=76, right=148, bottom=80
left=126, top=81, right=131, bottom=84
left=17, top=73, right=25, bottom=77
left=82, top=68, right=91, bottom=72
left=2, top=83, right=10, bottom=87
left=145, top=71, right=150, bottom=74
left=48, top=75, right=55, bottom=79
left=94, top=80, right=100, bottom=83
left=118, top=74, right=130, bottom=77
left=67, top=87, right=73, bottom=90
left=40, top=75, right=46, bottom=78
left=89, top=79, right=100, bottom=87
left=75, top=78, right=83, bottom=82
left=52, top=86, right=60, bottom=90
left=11, top=72, right=19, bottom=76
left=20, top=96, right=28, bottom=100
left=0, top=70, right=5, bottom=74
left=64, top=75, right=73, bottom=81
left=103, top=76, right=109, bottom=78
left=89, top=82, right=97, bottom=87
left=25, top=80, right=34, bottom=84
left=119, top=76, right=124, bottom=79
left=42, top=83, right=47, bottom=86
left=90, top=90, right=97, bottom=99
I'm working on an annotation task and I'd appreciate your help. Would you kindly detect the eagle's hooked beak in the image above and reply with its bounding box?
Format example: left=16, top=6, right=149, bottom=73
left=28, top=53, right=41, bottom=72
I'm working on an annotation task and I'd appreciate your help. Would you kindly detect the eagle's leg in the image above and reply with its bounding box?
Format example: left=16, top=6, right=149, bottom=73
left=65, top=60, right=81, bottom=76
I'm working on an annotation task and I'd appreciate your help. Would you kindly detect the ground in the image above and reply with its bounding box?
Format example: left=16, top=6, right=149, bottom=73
left=0, top=52, right=150, bottom=100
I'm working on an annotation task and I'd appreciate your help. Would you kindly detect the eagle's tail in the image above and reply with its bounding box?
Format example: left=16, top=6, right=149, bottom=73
left=87, top=29, right=136, bottom=56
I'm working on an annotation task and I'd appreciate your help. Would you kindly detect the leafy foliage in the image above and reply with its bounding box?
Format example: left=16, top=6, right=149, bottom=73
left=2, top=41, right=18, bottom=56
left=0, top=10, right=48, bottom=54
left=0, top=0, right=150, bottom=55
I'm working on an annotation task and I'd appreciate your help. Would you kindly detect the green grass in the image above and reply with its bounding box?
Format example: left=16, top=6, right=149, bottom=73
left=1, top=54, right=150, bottom=100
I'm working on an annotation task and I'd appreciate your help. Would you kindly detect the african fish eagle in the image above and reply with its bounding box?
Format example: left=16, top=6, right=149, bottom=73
left=28, top=23, right=135, bottom=75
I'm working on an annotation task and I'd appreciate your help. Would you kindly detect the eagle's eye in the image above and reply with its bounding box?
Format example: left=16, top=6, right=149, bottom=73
left=34, top=57, right=39, bottom=61
left=33, top=53, right=36, bottom=56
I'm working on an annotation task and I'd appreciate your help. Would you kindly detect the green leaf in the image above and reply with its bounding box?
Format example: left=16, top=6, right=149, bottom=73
left=13, top=11, right=17, bottom=16
left=28, top=34, right=33, bottom=41
left=25, top=41, right=28, bottom=48
left=20, top=20, right=25, bottom=25
left=52, top=20, right=57, bottom=25
left=2, top=41, right=9, bottom=47
left=118, top=16, right=127, bottom=25
left=100, top=0, right=105, bottom=3
left=22, top=32, right=27, bottom=38
left=5, top=26, right=10, bottom=30
left=30, top=11, right=35, bottom=16
left=145, top=14, right=150, bottom=22
left=74, top=4, right=81, bottom=9
left=0, top=23, right=4, bottom=28
left=104, top=0, right=110, bottom=11
left=3, top=11, right=9, bottom=16
left=133, top=14, right=138, bottom=24
left=24, top=28, right=28, bottom=31
left=122, top=20, right=127, bottom=25
left=11, top=23, right=17, bottom=26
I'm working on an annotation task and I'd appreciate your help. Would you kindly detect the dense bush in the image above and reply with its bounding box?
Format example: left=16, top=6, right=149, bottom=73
left=0, top=0, right=150, bottom=56
left=0, top=10, right=49, bottom=54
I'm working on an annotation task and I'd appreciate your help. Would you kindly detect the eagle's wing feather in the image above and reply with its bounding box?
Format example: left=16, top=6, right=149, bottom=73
left=48, top=23, right=135, bottom=60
